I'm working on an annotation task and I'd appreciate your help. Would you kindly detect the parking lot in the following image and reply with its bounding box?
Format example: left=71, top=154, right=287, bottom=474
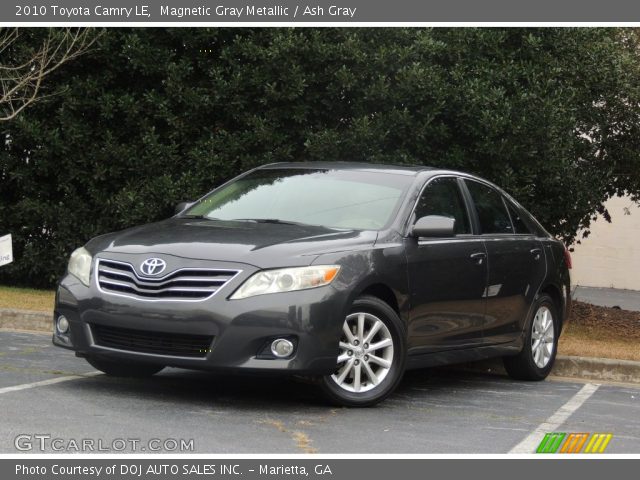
left=1, top=330, right=639, bottom=454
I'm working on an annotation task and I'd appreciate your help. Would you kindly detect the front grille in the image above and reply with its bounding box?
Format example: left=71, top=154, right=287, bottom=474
left=92, top=324, right=213, bottom=358
left=96, top=259, right=240, bottom=301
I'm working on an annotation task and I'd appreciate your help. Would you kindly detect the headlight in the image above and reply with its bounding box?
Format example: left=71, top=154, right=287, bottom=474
left=68, top=247, right=92, bottom=287
left=230, top=265, right=340, bottom=300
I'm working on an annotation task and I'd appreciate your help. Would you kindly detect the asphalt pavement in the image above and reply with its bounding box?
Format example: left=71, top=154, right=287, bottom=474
left=1, top=330, right=639, bottom=454
left=573, top=285, right=640, bottom=312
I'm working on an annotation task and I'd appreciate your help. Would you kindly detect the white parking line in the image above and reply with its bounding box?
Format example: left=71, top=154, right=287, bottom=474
left=0, top=372, right=101, bottom=395
left=509, top=383, right=600, bottom=453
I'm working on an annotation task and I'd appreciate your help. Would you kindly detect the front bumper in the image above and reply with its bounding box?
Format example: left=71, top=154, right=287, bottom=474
left=53, top=258, right=350, bottom=375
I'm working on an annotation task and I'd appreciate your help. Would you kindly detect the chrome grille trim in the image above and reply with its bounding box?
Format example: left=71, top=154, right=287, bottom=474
left=95, top=258, right=241, bottom=302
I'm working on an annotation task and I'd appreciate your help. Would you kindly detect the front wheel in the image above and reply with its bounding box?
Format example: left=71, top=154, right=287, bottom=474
left=86, top=356, right=164, bottom=378
left=503, top=293, right=559, bottom=381
left=320, top=295, right=407, bottom=407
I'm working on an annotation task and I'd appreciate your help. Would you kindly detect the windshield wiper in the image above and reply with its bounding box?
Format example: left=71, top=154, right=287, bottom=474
left=231, top=218, right=308, bottom=226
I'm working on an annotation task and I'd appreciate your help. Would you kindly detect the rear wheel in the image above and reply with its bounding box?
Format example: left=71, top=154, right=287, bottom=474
left=86, top=356, right=164, bottom=377
left=503, top=293, right=559, bottom=381
left=320, top=295, right=406, bottom=407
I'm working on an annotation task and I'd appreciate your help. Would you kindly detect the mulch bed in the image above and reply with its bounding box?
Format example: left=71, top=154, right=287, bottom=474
left=569, top=301, right=640, bottom=341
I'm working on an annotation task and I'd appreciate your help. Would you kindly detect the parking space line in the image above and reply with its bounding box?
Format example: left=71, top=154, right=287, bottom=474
left=0, top=372, right=101, bottom=395
left=509, top=383, right=600, bottom=453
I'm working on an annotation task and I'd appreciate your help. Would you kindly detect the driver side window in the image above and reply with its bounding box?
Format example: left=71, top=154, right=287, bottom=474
left=414, top=177, right=471, bottom=235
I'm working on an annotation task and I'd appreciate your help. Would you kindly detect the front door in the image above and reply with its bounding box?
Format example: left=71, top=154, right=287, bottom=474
left=405, top=176, right=488, bottom=354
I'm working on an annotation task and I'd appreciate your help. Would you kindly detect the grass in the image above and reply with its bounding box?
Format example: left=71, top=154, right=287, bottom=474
left=559, top=326, right=640, bottom=362
left=0, top=286, right=638, bottom=361
left=0, top=286, right=55, bottom=312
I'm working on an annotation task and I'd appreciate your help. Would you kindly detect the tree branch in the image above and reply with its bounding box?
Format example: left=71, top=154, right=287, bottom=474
left=0, top=27, right=102, bottom=122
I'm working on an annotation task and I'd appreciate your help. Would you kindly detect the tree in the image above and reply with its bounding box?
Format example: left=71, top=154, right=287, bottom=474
left=0, top=28, right=99, bottom=121
left=1, top=28, right=640, bottom=287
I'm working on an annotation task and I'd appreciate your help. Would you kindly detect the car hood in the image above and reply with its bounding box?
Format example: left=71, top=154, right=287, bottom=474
left=86, top=218, right=377, bottom=268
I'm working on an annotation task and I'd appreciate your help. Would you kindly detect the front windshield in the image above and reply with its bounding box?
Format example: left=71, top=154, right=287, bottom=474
left=184, top=168, right=413, bottom=230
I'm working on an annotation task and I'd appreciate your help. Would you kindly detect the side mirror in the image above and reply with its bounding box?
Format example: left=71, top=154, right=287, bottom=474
left=175, top=201, right=193, bottom=215
left=411, top=215, right=455, bottom=238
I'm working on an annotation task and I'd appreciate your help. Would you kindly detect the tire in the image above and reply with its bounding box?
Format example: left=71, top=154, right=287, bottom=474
left=503, top=293, right=559, bottom=381
left=320, top=295, right=407, bottom=407
left=86, top=356, right=164, bottom=378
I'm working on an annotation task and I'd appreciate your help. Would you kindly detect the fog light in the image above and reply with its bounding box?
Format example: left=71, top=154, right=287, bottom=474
left=271, top=338, right=294, bottom=358
left=56, top=315, right=69, bottom=334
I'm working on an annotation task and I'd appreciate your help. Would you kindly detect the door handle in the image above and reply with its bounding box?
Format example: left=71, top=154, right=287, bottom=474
left=530, top=248, right=542, bottom=260
left=470, top=252, right=487, bottom=265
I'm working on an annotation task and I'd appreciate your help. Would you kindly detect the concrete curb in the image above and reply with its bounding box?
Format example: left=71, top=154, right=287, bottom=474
left=553, top=356, right=640, bottom=384
left=2, top=307, right=639, bottom=384
left=0, top=308, right=51, bottom=332
left=459, top=355, right=640, bottom=385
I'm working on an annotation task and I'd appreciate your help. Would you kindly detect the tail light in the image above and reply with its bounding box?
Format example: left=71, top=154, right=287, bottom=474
left=563, top=246, right=572, bottom=269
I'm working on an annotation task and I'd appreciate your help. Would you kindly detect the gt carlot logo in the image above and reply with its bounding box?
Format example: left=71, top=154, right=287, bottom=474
left=14, top=434, right=194, bottom=452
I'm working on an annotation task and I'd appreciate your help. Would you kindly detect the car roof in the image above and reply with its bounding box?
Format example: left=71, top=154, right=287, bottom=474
left=258, top=161, right=441, bottom=176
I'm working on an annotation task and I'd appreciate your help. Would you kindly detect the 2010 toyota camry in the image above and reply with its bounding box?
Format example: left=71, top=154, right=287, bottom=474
left=53, top=162, right=571, bottom=406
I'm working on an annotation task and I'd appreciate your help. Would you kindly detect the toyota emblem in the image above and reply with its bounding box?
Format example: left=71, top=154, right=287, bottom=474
left=140, top=258, right=167, bottom=276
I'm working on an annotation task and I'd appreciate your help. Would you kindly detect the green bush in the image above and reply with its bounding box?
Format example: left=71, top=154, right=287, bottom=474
left=2, top=28, right=640, bottom=287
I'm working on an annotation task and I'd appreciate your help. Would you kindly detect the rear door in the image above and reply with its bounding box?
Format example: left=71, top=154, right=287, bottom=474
left=404, top=176, right=488, bottom=354
left=463, top=180, right=546, bottom=344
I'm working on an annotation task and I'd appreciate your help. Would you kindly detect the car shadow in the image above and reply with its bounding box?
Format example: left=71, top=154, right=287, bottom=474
left=69, top=365, right=511, bottom=411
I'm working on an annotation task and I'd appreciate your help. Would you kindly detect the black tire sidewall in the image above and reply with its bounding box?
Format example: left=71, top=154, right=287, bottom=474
left=321, top=295, right=407, bottom=407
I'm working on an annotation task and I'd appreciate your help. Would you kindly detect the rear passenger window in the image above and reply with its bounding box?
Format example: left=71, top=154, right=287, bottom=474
left=465, top=180, right=514, bottom=234
left=414, top=177, right=471, bottom=234
left=505, top=201, right=533, bottom=234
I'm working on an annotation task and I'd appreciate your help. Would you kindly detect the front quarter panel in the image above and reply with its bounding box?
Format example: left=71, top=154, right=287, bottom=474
left=312, top=233, right=409, bottom=325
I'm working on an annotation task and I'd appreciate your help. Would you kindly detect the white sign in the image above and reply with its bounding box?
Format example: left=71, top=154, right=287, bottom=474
left=0, top=234, right=13, bottom=267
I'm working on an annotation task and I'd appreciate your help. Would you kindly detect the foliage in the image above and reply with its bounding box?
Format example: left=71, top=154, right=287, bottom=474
left=2, top=28, right=640, bottom=287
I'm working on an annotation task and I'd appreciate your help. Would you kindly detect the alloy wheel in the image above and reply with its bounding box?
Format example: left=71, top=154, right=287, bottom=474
left=531, top=306, right=555, bottom=368
left=330, top=312, right=395, bottom=393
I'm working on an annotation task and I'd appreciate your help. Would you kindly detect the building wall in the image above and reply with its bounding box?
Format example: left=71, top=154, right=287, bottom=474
left=570, top=195, right=640, bottom=290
